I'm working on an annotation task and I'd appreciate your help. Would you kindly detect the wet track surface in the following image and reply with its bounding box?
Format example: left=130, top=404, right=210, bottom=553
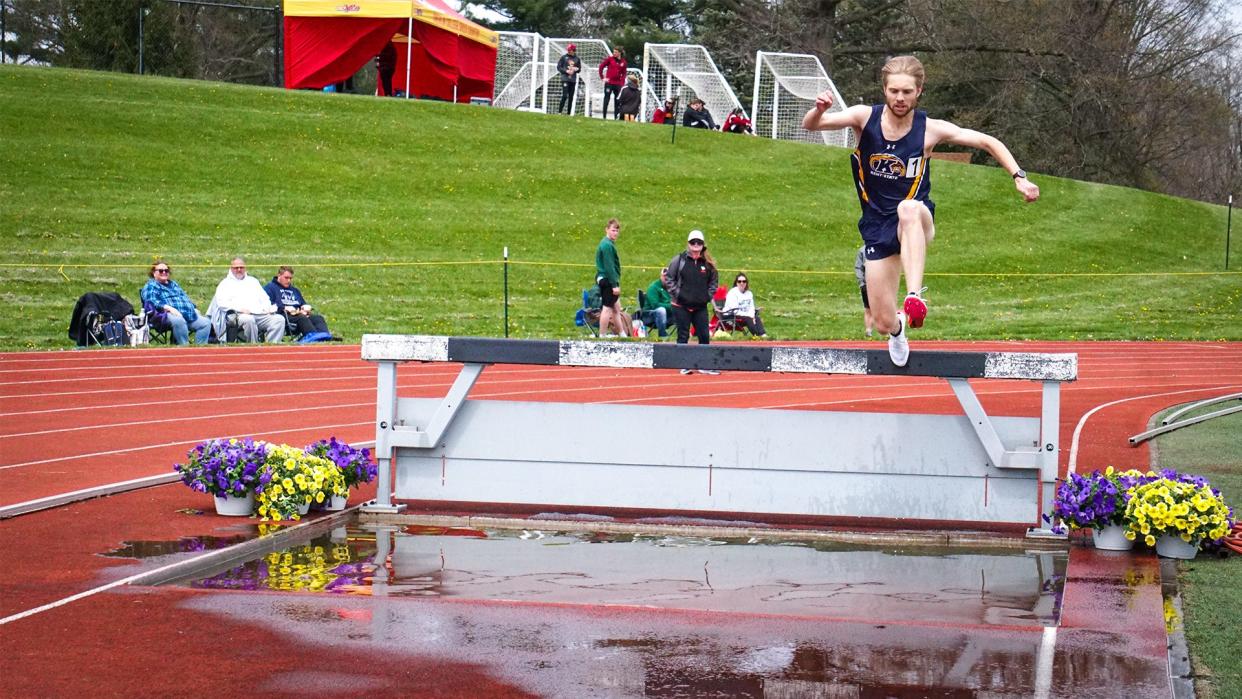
left=7, top=341, right=1238, bottom=696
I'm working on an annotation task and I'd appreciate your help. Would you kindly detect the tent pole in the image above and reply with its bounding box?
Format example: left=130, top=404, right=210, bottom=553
left=405, top=16, right=412, bottom=99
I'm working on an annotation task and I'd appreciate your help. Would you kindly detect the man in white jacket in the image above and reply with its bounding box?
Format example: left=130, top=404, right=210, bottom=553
left=208, top=257, right=286, bottom=343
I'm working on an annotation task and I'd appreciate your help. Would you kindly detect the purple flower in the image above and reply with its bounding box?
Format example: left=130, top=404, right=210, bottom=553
left=306, top=437, right=377, bottom=489
left=173, top=438, right=270, bottom=498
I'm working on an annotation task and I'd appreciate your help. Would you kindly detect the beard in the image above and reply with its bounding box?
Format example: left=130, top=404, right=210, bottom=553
left=885, top=95, right=919, bottom=117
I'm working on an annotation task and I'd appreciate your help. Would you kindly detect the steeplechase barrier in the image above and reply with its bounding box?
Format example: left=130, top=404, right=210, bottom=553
left=361, top=335, right=1077, bottom=534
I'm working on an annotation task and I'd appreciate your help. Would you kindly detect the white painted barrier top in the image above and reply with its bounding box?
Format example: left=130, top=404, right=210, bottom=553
left=362, top=335, right=1077, bottom=382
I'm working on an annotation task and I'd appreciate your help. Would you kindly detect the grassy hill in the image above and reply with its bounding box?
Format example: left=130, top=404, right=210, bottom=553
left=0, top=65, right=1237, bottom=349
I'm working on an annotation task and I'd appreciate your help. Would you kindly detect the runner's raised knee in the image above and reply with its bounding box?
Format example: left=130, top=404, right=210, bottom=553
left=896, top=199, right=925, bottom=221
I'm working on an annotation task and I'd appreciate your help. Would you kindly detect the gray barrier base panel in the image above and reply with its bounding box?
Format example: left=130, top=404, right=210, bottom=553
left=391, top=397, right=1045, bottom=527
left=364, top=335, right=1073, bottom=531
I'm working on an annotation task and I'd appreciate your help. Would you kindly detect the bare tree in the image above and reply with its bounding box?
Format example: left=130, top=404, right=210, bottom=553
left=904, top=0, right=1240, bottom=201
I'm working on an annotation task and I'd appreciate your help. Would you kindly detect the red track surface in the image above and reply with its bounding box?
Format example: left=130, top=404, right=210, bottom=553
left=2, top=341, right=1239, bottom=696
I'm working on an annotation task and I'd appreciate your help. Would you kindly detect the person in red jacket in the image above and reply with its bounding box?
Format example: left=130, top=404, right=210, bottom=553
left=651, top=97, right=676, bottom=124
left=598, top=47, right=628, bottom=120
left=722, top=107, right=754, bottom=134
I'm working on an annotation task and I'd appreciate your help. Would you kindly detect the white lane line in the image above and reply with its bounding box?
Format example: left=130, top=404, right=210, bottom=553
left=0, top=365, right=376, bottom=387
left=0, top=440, right=377, bottom=519
left=0, top=421, right=371, bottom=470
left=1066, top=385, right=1242, bottom=475
left=0, top=473, right=181, bottom=519
left=0, top=346, right=361, bottom=363
left=0, top=357, right=368, bottom=374
left=0, top=506, right=363, bottom=625
left=0, top=363, right=598, bottom=402
left=0, top=402, right=374, bottom=439
left=1032, top=625, right=1057, bottom=699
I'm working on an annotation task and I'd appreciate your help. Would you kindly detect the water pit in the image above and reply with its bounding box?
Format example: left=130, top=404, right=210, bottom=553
left=157, top=523, right=1066, bottom=627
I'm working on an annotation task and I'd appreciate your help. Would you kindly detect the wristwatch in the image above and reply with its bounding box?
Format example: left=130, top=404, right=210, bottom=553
left=1012, top=168, right=1027, bottom=179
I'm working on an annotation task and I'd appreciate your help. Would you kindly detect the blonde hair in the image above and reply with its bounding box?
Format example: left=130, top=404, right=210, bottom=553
left=881, top=55, right=925, bottom=89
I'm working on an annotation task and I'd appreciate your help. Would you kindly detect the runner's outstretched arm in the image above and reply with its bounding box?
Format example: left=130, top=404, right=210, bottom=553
left=803, top=90, right=869, bottom=133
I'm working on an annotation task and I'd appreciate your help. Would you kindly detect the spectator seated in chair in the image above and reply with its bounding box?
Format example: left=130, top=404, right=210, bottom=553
left=139, top=260, right=211, bottom=345
left=264, top=265, right=337, bottom=342
left=717, top=272, right=768, bottom=338
left=640, top=278, right=675, bottom=338
left=207, top=257, right=286, bottom=343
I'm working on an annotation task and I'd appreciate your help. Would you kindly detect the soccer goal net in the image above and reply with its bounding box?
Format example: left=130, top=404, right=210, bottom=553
left=752, top=51, right=854, bottom=148
left=641, top=44, right=743, bottom=127
left=541, top=38, right=612, bottom=117
left=493, top=31, right=543, bottom=110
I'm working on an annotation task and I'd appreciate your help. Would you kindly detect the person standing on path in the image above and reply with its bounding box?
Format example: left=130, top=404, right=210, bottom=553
left=803, top=55, right=1039, bottom=367
left=595, top=218, right=632, bottom=337
left=598, top=47, right=627, bottom=119
left=557, top=44, right=583, bottom=115
left=662, top=230, right=719, bottom=372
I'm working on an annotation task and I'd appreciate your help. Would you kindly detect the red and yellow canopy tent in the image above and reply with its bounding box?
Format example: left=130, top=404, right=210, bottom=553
left=283, top=0, right=499, bottom=102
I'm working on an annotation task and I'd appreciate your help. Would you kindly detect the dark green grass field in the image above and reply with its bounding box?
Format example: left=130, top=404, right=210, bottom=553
left=1153, top=408, right=1241, bottom=699
left=0, top=65, right=1238, bottom=349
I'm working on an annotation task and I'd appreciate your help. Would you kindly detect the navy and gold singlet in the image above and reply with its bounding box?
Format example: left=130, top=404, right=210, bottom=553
left=851, top=104, right=935, bottom=259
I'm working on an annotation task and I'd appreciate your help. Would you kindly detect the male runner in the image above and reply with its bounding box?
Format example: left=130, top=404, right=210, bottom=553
left=803, top=55, right=1039, bottom=366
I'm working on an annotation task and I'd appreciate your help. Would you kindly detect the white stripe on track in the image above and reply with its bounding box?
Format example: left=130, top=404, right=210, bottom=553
left=1032, top=625, right=1057, bottom=699
left=0, top=365, right=706, bottom=416
left=1066, top=385, right=1242, bottom=475
left=0, top=421, right=371, bottom=470
left=0, top=365, right=376, bottom=388
left=0, top=402, right=374, bottom=439
left=0, top=357, right=368, bottom=375
left=0, top=346, right=361, bottom=363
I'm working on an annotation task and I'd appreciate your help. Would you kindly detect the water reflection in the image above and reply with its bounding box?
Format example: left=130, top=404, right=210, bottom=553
left=176, top=525, right=1066, bottom=627
left=172, top=527, right=1178, bottom=697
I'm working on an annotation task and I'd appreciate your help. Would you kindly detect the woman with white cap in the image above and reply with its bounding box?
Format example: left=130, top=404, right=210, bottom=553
left=662, top=230, right=719, bottom=371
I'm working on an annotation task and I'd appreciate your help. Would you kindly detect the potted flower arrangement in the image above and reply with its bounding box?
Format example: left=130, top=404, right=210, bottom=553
left=1046, top=466, right=1150, bottom=549
left=174, top=438, right=270, bottom=516
left=306, top=437, right=377, bottom=510
left=1122, top=473, right=1233, bottom=559
left=256, top=444, right=345, bottom=522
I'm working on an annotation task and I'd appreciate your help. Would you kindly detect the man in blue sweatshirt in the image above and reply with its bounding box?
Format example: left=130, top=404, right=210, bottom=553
left=264, top=266, right=336, bottom=340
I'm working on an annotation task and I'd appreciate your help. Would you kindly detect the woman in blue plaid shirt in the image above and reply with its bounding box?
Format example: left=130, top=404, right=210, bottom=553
left=140, top=260, right=211, bottom=344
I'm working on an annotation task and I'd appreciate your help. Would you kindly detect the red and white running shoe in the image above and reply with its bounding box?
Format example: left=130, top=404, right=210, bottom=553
left=903, top=291, right=928, bottom=328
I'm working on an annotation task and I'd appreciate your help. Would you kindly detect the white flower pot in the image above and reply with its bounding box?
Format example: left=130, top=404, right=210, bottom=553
left=1155, top=534, right=1198, bottom=559
left=1092, top=524, right=1134, bottom=551
left=297, top=501, right=311, bottom=516
left=324, top=494, right=348, bottom=511
left=213, top=492, right=255, bottom=517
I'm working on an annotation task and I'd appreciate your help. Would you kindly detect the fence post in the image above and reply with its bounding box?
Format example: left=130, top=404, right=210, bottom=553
left=137, top=7, right=145, bottom=75
left=1227, top=194, right=1232, bottom=271
left=503, top=246, right=510, bottom=338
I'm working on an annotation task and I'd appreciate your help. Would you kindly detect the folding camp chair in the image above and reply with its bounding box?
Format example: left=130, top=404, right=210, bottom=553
left=142, top=301, right=172, bottom=344
left=709, top=286, right=743, bottom=337
left=573, top=288, right=602, bottom=336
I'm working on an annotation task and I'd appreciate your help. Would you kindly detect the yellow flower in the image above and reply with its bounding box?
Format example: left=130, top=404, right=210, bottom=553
left=1140, top=524, right=1150, bottom=535
left=270, top=484, right=283, bottom=496
left=1180, top=532, right=1192, bottom=542
left=1105, top=466, right=1114, bottom=476
left=315, top=491, right=325, bottom=503
left=1124, top=530, right=1136, bottom=541
left=282, top=478, right=294, bottom=490
left=1144, top=534, right=1156, bottom=547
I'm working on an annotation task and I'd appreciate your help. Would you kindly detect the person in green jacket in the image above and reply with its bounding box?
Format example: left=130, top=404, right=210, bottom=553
left=642, top=278, right=674, bottom=338
left=595, top=218, right=631, bottom=337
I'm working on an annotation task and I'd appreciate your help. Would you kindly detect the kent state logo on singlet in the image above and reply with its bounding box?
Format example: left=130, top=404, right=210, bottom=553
left=851, top=104, right=933, bottom=217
